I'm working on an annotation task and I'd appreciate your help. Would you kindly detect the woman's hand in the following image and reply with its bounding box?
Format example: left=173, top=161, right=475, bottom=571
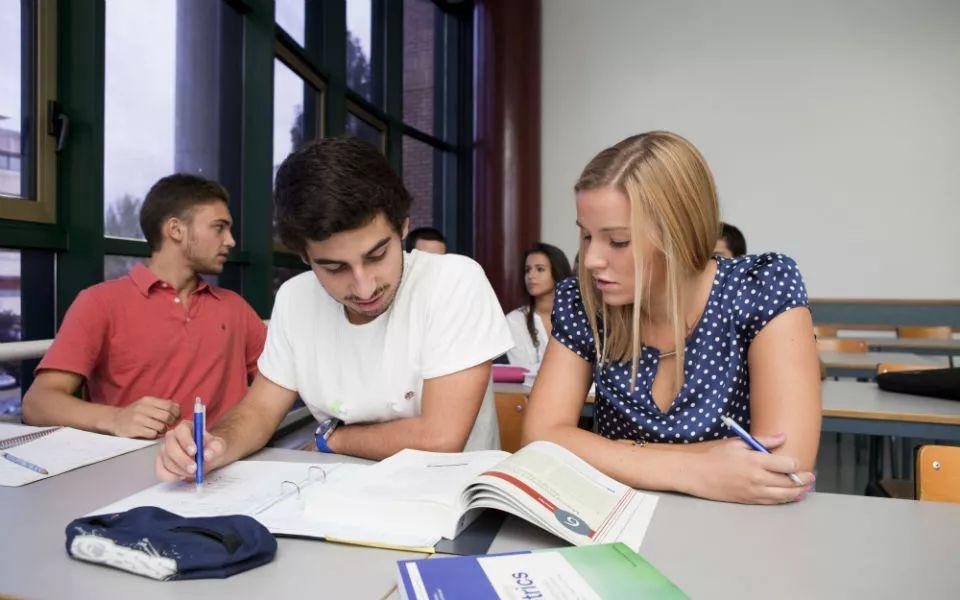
left=681, top=433, right=814, bottom=504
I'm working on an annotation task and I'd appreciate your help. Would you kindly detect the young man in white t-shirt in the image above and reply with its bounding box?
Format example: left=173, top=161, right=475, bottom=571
left=155, top=138, right=513, bottom=480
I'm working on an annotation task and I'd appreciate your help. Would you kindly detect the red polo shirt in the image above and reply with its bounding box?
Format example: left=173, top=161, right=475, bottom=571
left=37, top=263, right=267, bottom=425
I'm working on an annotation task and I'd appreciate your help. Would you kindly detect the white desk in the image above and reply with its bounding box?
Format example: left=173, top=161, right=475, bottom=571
left=6, top=436, right=960, bottom=599
left=821, top=379, right=960, bottom=441
left=0, top=446, right=425, bottom=600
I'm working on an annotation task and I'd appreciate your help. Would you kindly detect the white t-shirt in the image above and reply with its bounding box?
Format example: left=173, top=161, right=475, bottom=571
left=505, top=307, right=547, bottom=369
left=258, top=250, right=515, bottom=450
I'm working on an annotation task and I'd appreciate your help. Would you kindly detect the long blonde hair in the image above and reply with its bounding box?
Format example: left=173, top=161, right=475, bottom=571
left=575, top=131, right=720, bottom=391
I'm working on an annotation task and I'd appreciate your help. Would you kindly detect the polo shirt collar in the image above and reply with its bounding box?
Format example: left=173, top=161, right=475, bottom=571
left=128, top=262, right=221, bottom=300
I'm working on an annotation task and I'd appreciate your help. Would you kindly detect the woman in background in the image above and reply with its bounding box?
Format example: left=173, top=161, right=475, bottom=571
left=505, top=243, right=572, bottom=369
left=522, top=131, right=821, bottom=505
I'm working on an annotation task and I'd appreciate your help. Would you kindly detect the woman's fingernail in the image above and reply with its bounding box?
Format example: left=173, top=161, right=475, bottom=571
left=188, top=464, right=196, bottom=473
left=796, top=493, right=806, bottom=501
left=811, top=474, right=817, bottom=483
left=188, top=445, right=196, bottom=455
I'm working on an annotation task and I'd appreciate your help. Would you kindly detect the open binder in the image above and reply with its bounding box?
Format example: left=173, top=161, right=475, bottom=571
left=92, top=442, right=658, bottom=554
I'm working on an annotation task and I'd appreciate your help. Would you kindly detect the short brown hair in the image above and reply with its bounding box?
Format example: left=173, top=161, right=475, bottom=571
left=274, top=137, right=412, bottom=253
left=140, top=174, right=230, bottom=251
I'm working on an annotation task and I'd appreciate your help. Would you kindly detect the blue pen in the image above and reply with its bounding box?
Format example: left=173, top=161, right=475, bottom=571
left=194, top=396, right=205, bottom=486
left=2, top=450, right=48, bottom=475
left=720, top=415, right=804, bottom=485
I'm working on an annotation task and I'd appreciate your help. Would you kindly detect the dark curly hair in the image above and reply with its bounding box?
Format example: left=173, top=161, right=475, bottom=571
left=274, top=137, right=412, bottom=253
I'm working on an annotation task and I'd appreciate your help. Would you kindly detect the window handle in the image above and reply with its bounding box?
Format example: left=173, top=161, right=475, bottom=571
left=47, top=100, right=69, bottom=152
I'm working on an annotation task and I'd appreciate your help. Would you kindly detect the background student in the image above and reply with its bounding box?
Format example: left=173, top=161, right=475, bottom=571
left=21, top=175, right=266, bottom=438
left=522, top=131, right=821, bottom=505
left=405, top=226, right=447, bottom=255
left=505, top=243, right=572, bottom=369
left=714, top=222, right=747, bottom=258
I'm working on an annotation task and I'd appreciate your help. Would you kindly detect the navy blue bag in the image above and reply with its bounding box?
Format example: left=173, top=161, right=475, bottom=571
left=66, top=507, right=277, bottom=580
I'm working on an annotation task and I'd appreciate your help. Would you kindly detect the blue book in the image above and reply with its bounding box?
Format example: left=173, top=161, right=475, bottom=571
left=396, top=542, right=687, bottom=599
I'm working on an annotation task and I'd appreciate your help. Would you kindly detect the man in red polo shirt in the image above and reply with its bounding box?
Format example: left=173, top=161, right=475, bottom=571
left=21, top=174, right=266, bottom=438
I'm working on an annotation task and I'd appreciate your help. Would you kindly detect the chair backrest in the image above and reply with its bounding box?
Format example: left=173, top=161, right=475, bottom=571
left=916, top=445, right=960, bottom=503
left=898, top=326, right=953, bottom=340
left=816, top=338, right=868, bottom=353
left=876, top=363, right=942, bottom=375
left=813, top=325, right=840, bottom=338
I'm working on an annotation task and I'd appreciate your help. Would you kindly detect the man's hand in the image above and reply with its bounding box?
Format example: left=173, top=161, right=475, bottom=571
left=155, top=420, right=229, bottom=482
left=108, top=396, right=180, bottom=438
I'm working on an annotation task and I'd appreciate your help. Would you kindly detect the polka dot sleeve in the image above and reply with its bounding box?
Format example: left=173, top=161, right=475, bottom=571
left=733, top=253, right=809, bottom=343
left=550, top=276, right=597, bottom=363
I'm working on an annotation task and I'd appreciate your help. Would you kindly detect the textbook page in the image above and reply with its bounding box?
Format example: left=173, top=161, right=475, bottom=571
left=92, top=460, right=366, bottom=522
left=466, top=441, right=658, bottom=552
left=301, top=449, right=509, bottom=547
left=0, top=427, right=155, bottom=487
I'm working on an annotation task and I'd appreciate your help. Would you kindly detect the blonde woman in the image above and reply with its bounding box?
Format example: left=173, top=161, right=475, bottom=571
left=522, top=132, right=821, bottom=505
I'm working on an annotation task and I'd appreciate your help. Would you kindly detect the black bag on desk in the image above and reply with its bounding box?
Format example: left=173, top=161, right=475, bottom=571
left=877, top=368, right=960, bottom=401
left=65, top=506, right=277, bottom=580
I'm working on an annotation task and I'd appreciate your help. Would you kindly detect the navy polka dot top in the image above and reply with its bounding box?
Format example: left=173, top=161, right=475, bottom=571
left=551, top=253, right=809, bottom=443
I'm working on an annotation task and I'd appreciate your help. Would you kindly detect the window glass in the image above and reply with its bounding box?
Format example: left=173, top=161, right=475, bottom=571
left=0, top=3, right=34, bottom=199
left=402, top=136, right=436, bottom=230
left=346, top=0, right=373, bottom=102
left=104, top=0, right=241, bottom=240
left=345, top=111, right=382, bottom=152
left=273, top=58, right=321, bottom=244
left=0, top=249, right=22, bottom=421
left=275, top=0, right=305, bottom=47
left=402, top=0, right=437, bottom=137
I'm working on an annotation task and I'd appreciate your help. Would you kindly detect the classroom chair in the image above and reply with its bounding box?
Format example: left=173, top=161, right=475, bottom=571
left=813, top=324, right=840, bottom=338
left=871, top=364, right=941, bottom=496
left=816, top=338, right=868, bottom=353
left=877, top=363, right=941, bottom=375
left=897, top=326, right=953, bottom=340
left=916, top=445, right=960, bottom=503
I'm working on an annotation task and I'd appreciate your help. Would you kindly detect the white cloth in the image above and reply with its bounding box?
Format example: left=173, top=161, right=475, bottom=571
left=259, top=250, right=514, bottom=450
left=505, top=307, right=548, bottom=369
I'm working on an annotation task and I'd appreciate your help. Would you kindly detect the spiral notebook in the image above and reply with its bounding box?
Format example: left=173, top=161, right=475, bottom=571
left=0, top=423, right=155, bottom=487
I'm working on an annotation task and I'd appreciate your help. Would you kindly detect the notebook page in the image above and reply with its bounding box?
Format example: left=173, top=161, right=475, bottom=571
left=0, top=427, right=155, bottom=487
left=91, top=460, right=365, bottom=521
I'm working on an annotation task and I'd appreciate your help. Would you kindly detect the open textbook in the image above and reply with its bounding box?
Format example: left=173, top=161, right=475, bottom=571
left=92, top=441, right=658, bottom=552
left=0, top=423, right=155, bottom=487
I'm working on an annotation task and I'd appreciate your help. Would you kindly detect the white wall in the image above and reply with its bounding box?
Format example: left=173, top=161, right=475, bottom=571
left=541, top=0, right=960, bottom=299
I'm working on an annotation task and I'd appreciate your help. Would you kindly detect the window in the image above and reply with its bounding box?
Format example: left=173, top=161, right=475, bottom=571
left=272, top=52, right=325, bottom=246
left=275, top=0, right=306, bottom=47
left=0, top=249, right=21, bottom=420
left=403, top=0, right=437, bottom=137
left=103, top=255, right=145, bottom=281
left=402, top=136, right=437, bottom=230
left=346, top=0, right=377, bottom=104
left=103, top=0, right=242, bottom=240
left=0, top=1, right=56, bottom=222
left=272, top=58, right=319, bottom=181
left=345, top=108, right=385, bottom=153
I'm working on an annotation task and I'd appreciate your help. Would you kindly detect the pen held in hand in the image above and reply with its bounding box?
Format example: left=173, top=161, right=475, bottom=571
left=720, top=415, right=804, bottom=486
left=2, top=450, right=49, bottom=475
left=194, top=396, right=205, bottom=487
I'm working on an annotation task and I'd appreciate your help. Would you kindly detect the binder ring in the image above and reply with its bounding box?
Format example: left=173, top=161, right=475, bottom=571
left=280, top=480, right=301, bottom=497
left=307, top=465, right=327, bottom=483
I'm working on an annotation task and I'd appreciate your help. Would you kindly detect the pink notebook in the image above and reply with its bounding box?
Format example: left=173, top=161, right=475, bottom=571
left=492, top=365, right=529, bottom=383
